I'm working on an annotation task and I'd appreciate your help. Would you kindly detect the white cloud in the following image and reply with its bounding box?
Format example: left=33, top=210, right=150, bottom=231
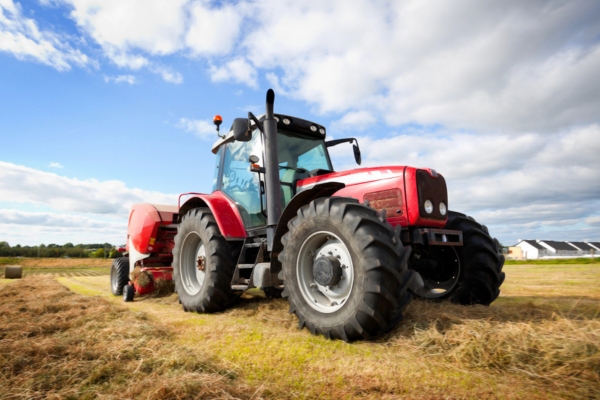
left=0, top=161, right=176, bottom=216
left=585, top=216, right=600, bottom=227
left=209, top=57, right=257, bottom=88
left=0, top=0, right=93, bottom=70
left=0, top=209, right=120, bottom=229
left=0, top=210, right=126, bottom=246
left=103, top=74, right=137, bottom=84
left=151, top=65, right=182, bottom=84
left=331, top=110, right=377, bottom=132
left=185, top=1, right=246, bottom=56
left=64, top=0, right=188, bottom=56
left=241, top=0, right=600, bottom=133
left=49, top=162, right=63, bottom=168
left=177, top=117, right=218, bottom=140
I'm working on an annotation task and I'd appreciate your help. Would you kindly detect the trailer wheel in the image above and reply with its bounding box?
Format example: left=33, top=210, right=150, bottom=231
left=123, top=284, right=135, bottom=302
left=110, top=257, right=130, bottom=295
left=410, top=211, right=505, bottom=305
left=279, top=197, right=413, bottom=342
left=172, top=208, right=237, bottom=313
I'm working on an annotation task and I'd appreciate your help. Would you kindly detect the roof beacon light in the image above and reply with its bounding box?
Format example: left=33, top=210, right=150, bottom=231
left=213, top=115, right=224, bottom=138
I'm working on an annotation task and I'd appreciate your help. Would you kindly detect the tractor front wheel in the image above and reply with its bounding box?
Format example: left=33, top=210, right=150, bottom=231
left=280, top=197, right=413, bottom=342
left=172, top=208, right=237, bottom=313
left=410, top=211, right=505, bottom=305
left=110, top=257, right=129, bottom=295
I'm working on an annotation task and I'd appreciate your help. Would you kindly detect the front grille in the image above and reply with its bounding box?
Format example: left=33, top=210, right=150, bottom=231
left=416, top=170, right=448, bottom=220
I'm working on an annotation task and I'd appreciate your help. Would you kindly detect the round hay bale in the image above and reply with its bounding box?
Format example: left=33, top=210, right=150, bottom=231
left=5, top=265, right=23, bottom=279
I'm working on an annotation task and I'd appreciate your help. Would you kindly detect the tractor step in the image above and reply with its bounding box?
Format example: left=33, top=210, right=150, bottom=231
left=237, top=263, right=255, bottom=269
left=231, top=284, right=249, bottom=291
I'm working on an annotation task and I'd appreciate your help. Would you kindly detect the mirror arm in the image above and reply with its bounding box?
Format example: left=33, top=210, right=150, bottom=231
left=248, top=112, right=264, bottom=133
left=325, top=137, right=356, bottom=147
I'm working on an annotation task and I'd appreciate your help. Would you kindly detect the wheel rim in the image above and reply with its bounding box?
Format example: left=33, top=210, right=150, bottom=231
left=180, top=231, right=206, bottom=296
left=412, top=247, right=460, bottom=298
left=110, top=266, right=118, bottom=292
left=296, top=231, right=354, bottom=313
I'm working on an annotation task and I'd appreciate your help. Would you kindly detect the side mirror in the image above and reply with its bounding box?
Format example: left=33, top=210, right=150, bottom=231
left=233, top=118, right=251, bottom=142
left=353, top=143, right=361, bottom=165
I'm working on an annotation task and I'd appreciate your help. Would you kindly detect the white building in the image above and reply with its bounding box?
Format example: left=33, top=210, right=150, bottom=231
left=568, top=242, right=596, bottom=255
left=538, top=240, right=580, bottom=257
left=514, top=240, right=547, bottom=259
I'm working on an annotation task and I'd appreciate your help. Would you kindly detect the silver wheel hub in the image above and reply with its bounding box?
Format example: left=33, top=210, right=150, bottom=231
left=297, top=231, right=354, bottom=313
left=180, top=232, right=206, bottom=295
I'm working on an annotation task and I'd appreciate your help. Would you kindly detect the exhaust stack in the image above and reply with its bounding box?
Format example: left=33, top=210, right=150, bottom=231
left=264, top=89, right=282, bottom=251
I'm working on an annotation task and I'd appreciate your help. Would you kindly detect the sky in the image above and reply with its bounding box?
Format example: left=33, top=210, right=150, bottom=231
left=1, top=0, right=599, bottom=247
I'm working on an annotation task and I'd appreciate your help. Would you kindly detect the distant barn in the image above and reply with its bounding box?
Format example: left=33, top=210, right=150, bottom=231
left=509, top=239, right=598, bottom=259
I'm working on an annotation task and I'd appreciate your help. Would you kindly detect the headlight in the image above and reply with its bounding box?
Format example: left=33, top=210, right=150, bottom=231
left=439, top=202, right=447, bottom=216
left=424, top=200, right=433, bottom=214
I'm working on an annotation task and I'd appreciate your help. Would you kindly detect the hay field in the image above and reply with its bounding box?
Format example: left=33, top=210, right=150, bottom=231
left=1, top=257, right=111, bottom=278
left=1, top=263, right=599, bottom=399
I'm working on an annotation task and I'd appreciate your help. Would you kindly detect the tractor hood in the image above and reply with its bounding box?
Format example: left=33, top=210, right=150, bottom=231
left=296, top=165, right=447, bottom=229
left=297, top=166, right=407, bottom=191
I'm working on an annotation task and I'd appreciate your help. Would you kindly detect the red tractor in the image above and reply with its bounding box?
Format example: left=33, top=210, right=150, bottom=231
left=111, top=89, right=505, bottom=341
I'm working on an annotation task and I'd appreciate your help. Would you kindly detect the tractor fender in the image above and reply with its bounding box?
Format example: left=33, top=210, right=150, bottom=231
left=178, top=191, right=247, bottom=239
left=271, top=182, right=345, bottom=270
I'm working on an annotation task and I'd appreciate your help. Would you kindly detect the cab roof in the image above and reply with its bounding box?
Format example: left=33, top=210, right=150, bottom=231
left=211, top=113, right=327, bottom=154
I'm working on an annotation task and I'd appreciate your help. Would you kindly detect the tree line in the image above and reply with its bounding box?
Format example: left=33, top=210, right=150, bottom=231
left=0, top=241, right=122, bottom=258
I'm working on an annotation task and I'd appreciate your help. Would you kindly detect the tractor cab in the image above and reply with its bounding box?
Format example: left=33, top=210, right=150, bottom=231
left=210, top=113, right=358, bottom=232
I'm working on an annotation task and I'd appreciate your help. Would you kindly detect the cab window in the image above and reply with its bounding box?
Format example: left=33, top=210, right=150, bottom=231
left=221, top=132, right=266, bottom=229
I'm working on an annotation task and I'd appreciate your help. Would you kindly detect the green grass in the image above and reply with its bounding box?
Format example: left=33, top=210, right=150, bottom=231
left=505, top=257, right=600, bottom=265
left=0, top=257, right=19, bottom=266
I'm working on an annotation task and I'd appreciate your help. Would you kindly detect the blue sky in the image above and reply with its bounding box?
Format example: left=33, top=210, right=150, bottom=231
left=1, top=0, right=599, bottom=247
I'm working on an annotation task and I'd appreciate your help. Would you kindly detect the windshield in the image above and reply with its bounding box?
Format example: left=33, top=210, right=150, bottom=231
left=277, top=132, right=332, bottom=175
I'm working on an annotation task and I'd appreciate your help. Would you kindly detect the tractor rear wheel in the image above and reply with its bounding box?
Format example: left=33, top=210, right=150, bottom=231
left=410, top=211, right=505, bottom=305
left=279, top=197, right=413, bottom=342
left=110, top=257, right=129, bottom=295
left=172, top=208, right=237, bottom=313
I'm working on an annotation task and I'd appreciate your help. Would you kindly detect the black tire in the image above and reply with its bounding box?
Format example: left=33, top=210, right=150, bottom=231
left=4, top=266, right=22, bottom=279
left=110, top=257, right=130, bottom=295
left=172, top=208, right=238, bottom=313
left=410, top=211, right=505, bottom=305
left=279, top=197, right=413, bottom=342
left=123, top=284, right=135, bottom=302
left=263, top=287, right=283, bottom=298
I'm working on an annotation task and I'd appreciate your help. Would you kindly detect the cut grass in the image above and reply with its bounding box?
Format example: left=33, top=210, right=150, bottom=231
left=0, top=276, right=256, bottom=399
left=2, top=263, right=599, bottom=398
left=0, top=257, right=113, bottom=268
left=57, top=264, right=600, bottom=399
left=1, top=257, right=112, bottom=279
